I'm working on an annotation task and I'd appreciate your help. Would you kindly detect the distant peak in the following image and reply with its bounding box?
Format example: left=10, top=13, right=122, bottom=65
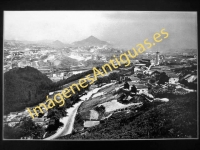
left=87, top=35, right=97, bottom=39
left=72, top=35, right=112, bottom=47
left=54, top=40, right=61, bottom=42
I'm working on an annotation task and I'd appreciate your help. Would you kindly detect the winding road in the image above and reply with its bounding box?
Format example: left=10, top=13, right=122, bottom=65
left=43, top=83, right=114, bottom=140
left=44, top=100, right=84, bottom=140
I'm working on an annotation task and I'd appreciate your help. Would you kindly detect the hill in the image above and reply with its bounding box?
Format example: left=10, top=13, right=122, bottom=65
left=58, top=92, right=197, bottom=139
left=72, top=36, right=112, bottom=47
left=4, top=39, right=72, bottom=49
left=52, top=56, right=79, bottom=69
left=4, top=66, right=53, bottom=114
left=50, top=40, right=67, bottom=49
left=50, top=50, right=79, bottom=68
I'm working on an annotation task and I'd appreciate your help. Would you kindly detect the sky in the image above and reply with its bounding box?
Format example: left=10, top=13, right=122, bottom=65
left=4, top=11, right=197, bottom=50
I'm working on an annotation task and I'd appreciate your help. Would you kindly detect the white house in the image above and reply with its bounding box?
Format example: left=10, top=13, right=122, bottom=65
left=169, top=78, right=179, bottom=84
left=168, top=73, right=179, bottom=84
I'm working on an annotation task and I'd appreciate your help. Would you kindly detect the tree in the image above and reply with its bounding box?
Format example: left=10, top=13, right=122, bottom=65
left=109, top=72, right=120, bottom=81
left=46, top=101, right=67, bottom=133
left=137, top=73, right=143, bottom=79
left=4, top=117, right=45, bottom=139
left=46, top=118, right=64, bottom=132
left=4, top=124, right=23, bottom=139
left=94, top=105, right=105, bottom=114
left=124, top=82, right=130, bottom=89
left=131, top=85, right=137, bottom=94
left=95, top=77, right=104, bottom=87
left=158, top=72, right=169, bottom=85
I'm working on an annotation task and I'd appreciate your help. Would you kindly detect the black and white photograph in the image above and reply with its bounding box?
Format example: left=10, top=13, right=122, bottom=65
left=3, top=11, right=198, bottom=140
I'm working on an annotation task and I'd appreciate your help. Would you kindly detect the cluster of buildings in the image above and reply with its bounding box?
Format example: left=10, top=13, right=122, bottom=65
left=3, top=45, right=55, bottom=72
left=3, top=42, right=115, bottom=83
left=116, top=50, right=197, bottom=97
left=3, top=109, right=49, bottom=128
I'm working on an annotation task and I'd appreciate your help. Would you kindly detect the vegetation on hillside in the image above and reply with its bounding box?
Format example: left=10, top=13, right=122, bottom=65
left=50, top=69, right=98, bottom=91
left=4, top=117, right=45, bottom=139
left=4, top=66, right=53, bottom=114
left=4, top=65, right=96, bottom=114
left=58, top=92, right=197, bottom=139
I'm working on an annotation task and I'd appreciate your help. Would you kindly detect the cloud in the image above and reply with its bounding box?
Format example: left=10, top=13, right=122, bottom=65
left=4, top=11, right=197, bottom=49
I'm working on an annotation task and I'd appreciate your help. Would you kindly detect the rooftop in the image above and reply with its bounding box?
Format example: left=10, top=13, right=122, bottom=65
left=166, top=73, right=179, bottom=78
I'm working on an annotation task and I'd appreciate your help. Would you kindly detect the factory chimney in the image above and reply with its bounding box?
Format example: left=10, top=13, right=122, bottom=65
left=155, top=51, right=160, bottom=65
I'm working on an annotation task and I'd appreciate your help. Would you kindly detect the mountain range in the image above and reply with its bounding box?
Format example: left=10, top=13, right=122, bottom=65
left=4, top=39, right=71, bottom=49
left=4, top=36, right=113, bottom=48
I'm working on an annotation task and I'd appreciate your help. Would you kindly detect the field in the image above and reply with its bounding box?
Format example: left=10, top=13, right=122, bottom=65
left=58, top=92, right=197, bottom=139
left=78, top=84, right=117, bottom=113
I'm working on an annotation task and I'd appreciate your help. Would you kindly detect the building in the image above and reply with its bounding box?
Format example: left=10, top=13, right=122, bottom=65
left=169, top=77, right=179, bottom=84
left=84, top=121, right=100, bottom=128
left=7, top=118, right=21, bottom=127
left=184, top=74, right=197, bottom=83
left=18, top=60, right=31, bottom=68
left=180, top=59, right=187, bottom=64
left=183, top=53, right=189, bottom=56
left=167, top=73, right=179, bottom=84
left=139, top=59, right=151, bottom=67
left=9, top=112, right=18, bottom=115
left=32, top=118, right=45, bottom=125
left=129, top=76, right=140, bottom=82
left=39, top=68, right=52, bottom=74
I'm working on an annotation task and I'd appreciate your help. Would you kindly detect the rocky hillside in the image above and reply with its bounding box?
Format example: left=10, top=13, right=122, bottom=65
left=4, top=66, right=53, bottom=114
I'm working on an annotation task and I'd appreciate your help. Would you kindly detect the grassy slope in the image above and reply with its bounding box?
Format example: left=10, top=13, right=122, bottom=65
left=58, top=92, right=197, bottom=139
left=78, top=84, right=117, bottom=113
